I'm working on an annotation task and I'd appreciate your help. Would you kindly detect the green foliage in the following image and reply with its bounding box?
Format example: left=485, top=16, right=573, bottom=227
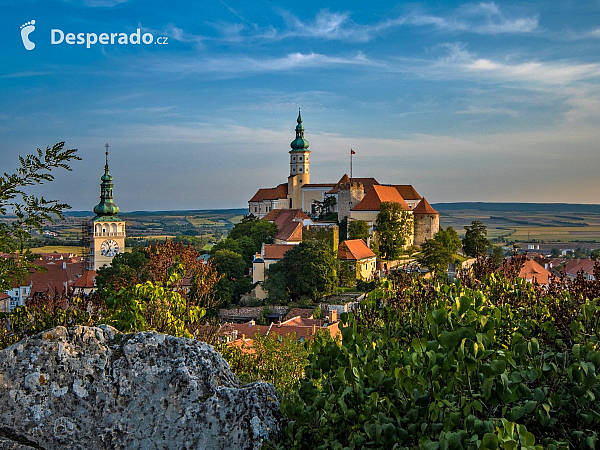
left=463, top=220, right=491, bottom=257
left=228, top=215, right=278, bottom=255
left=95, top=248, right=151, bottom=294
left=264, top=241, right=338, bottom=301
left=280, top=272, right=600, bottom=449
left=376, top=202, right=413, bottom=260
left=419, top=227, right=462, bottom=276
left=105, top=266, right=205, bottom=338
left=312, top=304, right=322, bottom=319
left=490, top=246, right=505, bottom=268
left=219, top=333, right=310, bottom=395
left=0, top=142, right=80, bottom=291
left=348, top=220, right=370, bottom=243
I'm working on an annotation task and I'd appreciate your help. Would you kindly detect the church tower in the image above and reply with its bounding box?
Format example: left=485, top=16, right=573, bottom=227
left=287, top=109, right=310, bottom=210
left=88, top=144, right=126, bottom=271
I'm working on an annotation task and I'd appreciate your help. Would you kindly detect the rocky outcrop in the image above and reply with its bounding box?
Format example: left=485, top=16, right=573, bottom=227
left=0, top=325, right=280, bottom=450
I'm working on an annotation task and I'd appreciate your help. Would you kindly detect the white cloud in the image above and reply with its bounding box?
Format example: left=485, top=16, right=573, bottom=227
left=143, top=51, right=375, bottom=76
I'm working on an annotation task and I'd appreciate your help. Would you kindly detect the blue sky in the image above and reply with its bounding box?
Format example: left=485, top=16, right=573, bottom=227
left=1, top=0, right=600, bottom=211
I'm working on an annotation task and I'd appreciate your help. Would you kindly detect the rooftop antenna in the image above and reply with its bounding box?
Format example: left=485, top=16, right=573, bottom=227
left=105, top=143, right=109, bottom=165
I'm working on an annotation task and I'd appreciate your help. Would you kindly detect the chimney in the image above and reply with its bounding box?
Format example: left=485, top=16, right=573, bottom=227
left=312, top=324, right=316, bottom=335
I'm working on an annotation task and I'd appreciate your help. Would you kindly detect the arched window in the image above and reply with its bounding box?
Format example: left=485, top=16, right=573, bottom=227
left=110, top=224, right=117, bottom=234
left=95, top=224, right=101, bottom=235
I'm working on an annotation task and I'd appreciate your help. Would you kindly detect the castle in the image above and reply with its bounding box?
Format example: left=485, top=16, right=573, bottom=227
left=248, top=111, right=440, bottom=247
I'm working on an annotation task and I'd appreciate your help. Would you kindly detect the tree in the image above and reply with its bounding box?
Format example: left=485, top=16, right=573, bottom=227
left=551, top=248, right=561, bottom=258
left=95, top=249, right=151, bottom=294
left=211, top=249, right=254, bottom=306
left=348, top=220, right=370, bottom=243
left=263, top=241, right=338, bottom=301
left=418, top=228, right=461, bottom=276
left=0, top=143, right=80, bottom=291
left=375, top=202, right=413, bottom=260
left=462, top=220, right=490, bottom=257
left=490, top=245, right=505, bottom=268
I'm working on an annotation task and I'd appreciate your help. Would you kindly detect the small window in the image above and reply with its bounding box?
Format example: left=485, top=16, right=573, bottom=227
left=299, top=156, right=302, bottom=161
left=292, top=156, right=296, bottom=161
left=254, top=207, right=257, bottom=212
left=299, top=167, right=303, bottom=172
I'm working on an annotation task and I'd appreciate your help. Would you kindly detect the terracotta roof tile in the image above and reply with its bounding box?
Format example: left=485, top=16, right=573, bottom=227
left=249, top=183, right=288, bottom=202
left=520, top=258, right=552, bottom=284
left=262, top=244, right=294, bottom=260
left=283, top=308, right=315, bottom=321
left=338, top=239, right=376, bottom=260
left=351, top=185, right=409, bottom=211
left=413, top=197, right=439, bottom=214
left=276, top=221, right=303, bottom=242
left=391, top=185, right=421, bottom=200
left=327, top=175, right=379, bottom=194
left=72, top=270, right=97, bottom=288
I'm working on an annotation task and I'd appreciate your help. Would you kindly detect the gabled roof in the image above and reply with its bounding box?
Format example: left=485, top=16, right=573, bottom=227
left=338, top=239, right=376, bottom=261
left=391, top=185, right=421, bottom=201
left=351, top=185, right=409, bottom=211
left=0, top=293, right=9, bottom=300
left=520, top=258, right=552, bottom=285
left=276, top=221, right=303, bottom=243
left=249, top=183, right=288, bottom=202
left=72, top=270, right=97, bottom=288
left=264, top=209, right=309, bottom=227
left=566, top=259, right=597, bottom=275
left=413, top=197, right=439, bottom=214
left=283, top=307, right=316, bottom=321
left=262, top=244, right=294, bottom=260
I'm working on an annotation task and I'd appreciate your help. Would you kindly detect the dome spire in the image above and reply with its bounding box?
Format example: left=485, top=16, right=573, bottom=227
left=290, top=108, right=310, bottom=151
left=93, top=143, right=120, bottom=217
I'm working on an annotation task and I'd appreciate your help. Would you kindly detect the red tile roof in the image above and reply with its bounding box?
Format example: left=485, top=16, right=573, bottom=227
left=72, top=270, right=97, bottom=289
left=276, top=221, right=303, bottom=243
left=262, top=244, right=294, bottom=260
left=338, top=239, right=376, bottom=261
left=283, top=307, right=316, bottom=321
left=566, top=259, right=596, bottom=276
left=0, top=293, right=9, bottom=300
left=351, top=185, right=409, bottom=211
left=520, top=258, right=552, bottom=285
left=412, top=197, right=439, bottom=214
left=391, top=185, right=421, bottom=200
left=249, top=183, right=288, bottom=202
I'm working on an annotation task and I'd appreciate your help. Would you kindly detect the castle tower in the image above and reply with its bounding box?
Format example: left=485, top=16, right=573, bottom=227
left=88, top=144, right=126, bottom=271
left=287, top=109, right=310, bottom=210
left=413, top=197, right=439, bottom=246
left=337, top=174, right=365, bottom=223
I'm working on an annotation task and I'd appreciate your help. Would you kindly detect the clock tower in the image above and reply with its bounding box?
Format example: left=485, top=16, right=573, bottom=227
left=88, top=144, right=126, bottom=271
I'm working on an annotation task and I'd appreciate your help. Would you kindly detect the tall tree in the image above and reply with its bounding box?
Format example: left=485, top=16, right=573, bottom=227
left=376, top=202, right=413, bottom=260
left=418, top=227, right=461, bottom=276
left=264, top=241, right=338, bottom=301
left=0, top=143, right=80, bottom=291
left=462, top=220, right=490, bottom=257
left=348, top=220, right=370, bottom=243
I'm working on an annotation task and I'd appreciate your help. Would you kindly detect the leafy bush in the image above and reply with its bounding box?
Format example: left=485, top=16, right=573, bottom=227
left=280, top=271, right=600, bottom=449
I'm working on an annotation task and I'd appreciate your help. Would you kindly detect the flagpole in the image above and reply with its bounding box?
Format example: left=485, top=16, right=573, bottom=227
left=350, top=148, right=353, bottom=182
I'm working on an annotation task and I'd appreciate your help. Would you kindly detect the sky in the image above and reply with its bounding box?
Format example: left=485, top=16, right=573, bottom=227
left=1, top=0, right=600, bottom=211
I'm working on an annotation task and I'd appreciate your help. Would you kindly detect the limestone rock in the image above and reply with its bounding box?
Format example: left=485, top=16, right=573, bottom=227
left=0, top=325, right=280, bottom=450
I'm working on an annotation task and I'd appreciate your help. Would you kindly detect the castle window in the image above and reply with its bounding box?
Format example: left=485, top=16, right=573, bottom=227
left=292, top=156, right=296, bottom=161
left=254, top=207, right=257, bottom=212
left=299, top=167, right=303, bottom=172
left=299, top=156, right=302, bottom=161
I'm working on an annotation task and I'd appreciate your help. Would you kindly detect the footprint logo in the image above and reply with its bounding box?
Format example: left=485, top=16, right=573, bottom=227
left=20, top=20, right=36, bottom=50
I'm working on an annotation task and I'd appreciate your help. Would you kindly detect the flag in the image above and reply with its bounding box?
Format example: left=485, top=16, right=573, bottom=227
left=351, top=149, right=356, bottom=154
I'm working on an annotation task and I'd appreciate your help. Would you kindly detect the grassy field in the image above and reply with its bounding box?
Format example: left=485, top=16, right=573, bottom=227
left=434, top=203, right=600, bottom=246
left=30, top=246, right=133, bottom=255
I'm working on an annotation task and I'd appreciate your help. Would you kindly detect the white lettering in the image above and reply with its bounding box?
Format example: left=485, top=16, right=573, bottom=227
left=99, top=33, right=109, bottom=44
left=51, top=29, right=64, bottom=44
left=65, top=33, right=75, bottom=44
left=142, top=33, right=153, bottom=44
left=130, top=29, right=140, bottom=44
left=86, top=33, right=97, bottom=48
left=118, top=33, right=127, bottom=44
left=110, top=33, right=118, bottom=44
left=77, top=33, right=85, bottom=44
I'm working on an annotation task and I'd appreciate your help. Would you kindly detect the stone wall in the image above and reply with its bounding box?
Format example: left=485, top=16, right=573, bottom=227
left=338, top=182, right=364, bottom=223
left=414, top=213, right=440, bottom=246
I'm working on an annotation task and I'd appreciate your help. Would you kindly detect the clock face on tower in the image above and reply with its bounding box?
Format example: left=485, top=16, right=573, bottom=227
left=100, top=239, right=119, bottom=257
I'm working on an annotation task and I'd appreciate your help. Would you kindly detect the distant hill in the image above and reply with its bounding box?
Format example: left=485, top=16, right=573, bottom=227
left=64, top=208, right=248, bottom=218
left=432, top=203, right=600, bottom=214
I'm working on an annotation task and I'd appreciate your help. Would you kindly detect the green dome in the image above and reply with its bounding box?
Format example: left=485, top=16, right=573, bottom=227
left=290, top=137, right=310, bottom=150
left=290, top=108, right=310, bottom=151
left=94, top=201, right=120, bottom=215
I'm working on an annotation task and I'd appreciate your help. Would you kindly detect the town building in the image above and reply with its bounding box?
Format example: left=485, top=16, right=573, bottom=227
left=337, top=239, right=377, bottom=281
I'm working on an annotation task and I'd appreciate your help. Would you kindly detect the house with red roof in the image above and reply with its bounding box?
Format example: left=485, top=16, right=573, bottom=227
left=338, top=239, right=377, bottom=280
left=519, top=258, right=553, bottom=285
left=0, top=293, right=10, bottom=313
